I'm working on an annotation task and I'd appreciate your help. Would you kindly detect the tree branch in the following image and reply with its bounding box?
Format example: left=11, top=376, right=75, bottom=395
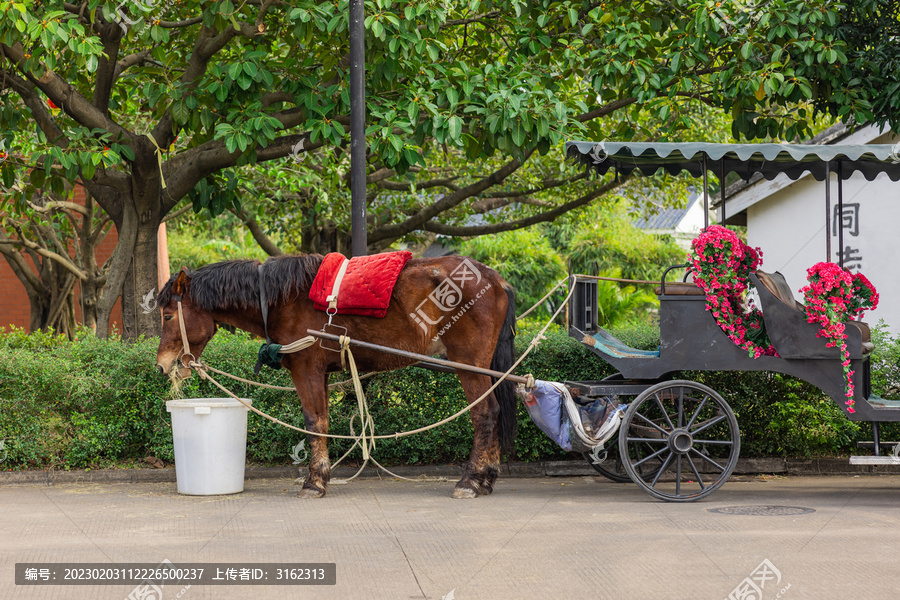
left=470, top=196, right=550, bottom=214
left=0, top=229, right=44, bottom=292
left=161, top=203, right=195, bottom=223
left=376, top=176, right=461, bottom=192
left=0, top=233, right=87, bottom=281
left=421, top=178, right=623, bottom=236
left=0, top=69, right=69, bottom=146
left=27, top=200, right=89, bottom=217
left=368, top=149, right=536, bottom=243
left=114, top=49, right=153, bottom=80
left=159, top=16, right=204, bottom=28
left=162, top=132, right=325, bottom=211
left=430, top=11, right=501, bottom=29
left=150, top=19, right=266, bottom=147
left=229, top=205, right=283, bottom=256
left=575, top=97, right=639, bottom=122
left=477, top=171, right=588, bottom=198
left=92, top=18, right=125, bottom=116
left=1, top=43, right=130, bottom=139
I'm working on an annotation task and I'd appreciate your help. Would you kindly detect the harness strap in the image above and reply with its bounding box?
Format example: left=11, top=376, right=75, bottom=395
left=258, top=263, right=272, bottom=344
left=326, top=256, right=351, bottom=313
left=176, top=299, right=194, bottom=367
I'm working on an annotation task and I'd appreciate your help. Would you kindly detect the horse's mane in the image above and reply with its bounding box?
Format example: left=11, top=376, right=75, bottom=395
left=158, top=254, right=324, bottom=311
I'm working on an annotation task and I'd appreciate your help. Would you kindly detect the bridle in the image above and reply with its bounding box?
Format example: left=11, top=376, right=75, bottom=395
left=172, top=295, right=196, bottom=369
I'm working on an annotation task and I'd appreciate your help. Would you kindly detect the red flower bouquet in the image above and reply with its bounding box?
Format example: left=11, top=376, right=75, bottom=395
left=800, top=263, right=879, bottom=412
left=687, top=226, right=777, bottom=358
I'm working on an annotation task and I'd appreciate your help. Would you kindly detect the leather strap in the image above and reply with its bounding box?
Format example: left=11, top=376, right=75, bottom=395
left=258, top=263, right=272, bottom=344
left=326, top=256, right=350, bottom=313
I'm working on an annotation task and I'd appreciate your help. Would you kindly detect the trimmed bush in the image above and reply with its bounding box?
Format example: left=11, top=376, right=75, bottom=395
left=1, top=320, right=898, bottom=470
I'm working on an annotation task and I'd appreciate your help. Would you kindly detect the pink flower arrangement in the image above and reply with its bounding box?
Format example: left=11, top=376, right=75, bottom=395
left=687, top=226, right=778, bottom=358
left=800, top=263, right=879, bottom=413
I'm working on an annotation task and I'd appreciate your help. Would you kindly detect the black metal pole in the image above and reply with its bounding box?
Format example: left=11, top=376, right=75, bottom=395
left=825, top=162, right=832, bottom=262
left=349, top=0, right=367, bottom=257
left=837, top=161, right=844, bottom=268
left=720, top=159, right=726, bottom=225
left=702, top=154, right=709, bottom=229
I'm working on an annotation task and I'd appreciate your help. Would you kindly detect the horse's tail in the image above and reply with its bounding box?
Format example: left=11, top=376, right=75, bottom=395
left=490, top=282, right=518, bottom=455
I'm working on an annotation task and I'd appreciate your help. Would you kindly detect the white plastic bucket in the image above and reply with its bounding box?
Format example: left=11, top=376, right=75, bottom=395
left=165, top=398, right=252, bottom=495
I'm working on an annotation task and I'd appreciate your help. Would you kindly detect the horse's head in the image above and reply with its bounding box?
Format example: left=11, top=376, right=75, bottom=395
left=156, top=268, right=217, bottom=378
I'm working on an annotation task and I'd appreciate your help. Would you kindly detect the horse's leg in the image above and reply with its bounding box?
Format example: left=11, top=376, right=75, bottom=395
left=287, top=362, right=331, bottom=499
left=451, top=371, right=501, bottom=499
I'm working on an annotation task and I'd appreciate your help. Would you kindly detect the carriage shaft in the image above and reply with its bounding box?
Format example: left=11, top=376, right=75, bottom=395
left=305, top=329, right=531, bottom=385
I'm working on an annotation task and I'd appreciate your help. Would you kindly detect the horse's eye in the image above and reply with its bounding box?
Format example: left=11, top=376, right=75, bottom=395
left=164, top=315, right=174, bottom=322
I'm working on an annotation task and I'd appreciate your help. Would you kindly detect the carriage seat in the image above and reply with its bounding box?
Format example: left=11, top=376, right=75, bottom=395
left=754, top=271, right=803, bottom=310
left=753, top=270, right=872, bottom=353
left=654, top=282, right=704, bottom=296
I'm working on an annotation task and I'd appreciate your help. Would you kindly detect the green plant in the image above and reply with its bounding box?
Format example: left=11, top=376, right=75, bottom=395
left=166, top=216, right=269, bottom=272
left=2, top=320, right=900, bottom=469
left=460, top=229, right=568, bottom=319
left=568, top=199, right=685, bottom=282
left=870, top=321, right=900, bottom=400
left=593, top=269, right=658, bottom=328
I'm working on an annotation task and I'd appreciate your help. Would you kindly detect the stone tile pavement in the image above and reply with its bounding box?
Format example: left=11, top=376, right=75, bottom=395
left=3, top=474, right=900, bottom=599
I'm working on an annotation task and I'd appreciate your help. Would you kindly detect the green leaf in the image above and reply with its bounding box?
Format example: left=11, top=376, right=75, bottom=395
left=511, top=121, right=525, bottom=147
left=171, top=100, right=189, bottom=125
left=448, top=116, right=462, bottom=140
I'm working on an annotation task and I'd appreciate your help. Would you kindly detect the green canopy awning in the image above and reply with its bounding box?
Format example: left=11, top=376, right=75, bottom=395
left=565, top=141, right=900, bottom=182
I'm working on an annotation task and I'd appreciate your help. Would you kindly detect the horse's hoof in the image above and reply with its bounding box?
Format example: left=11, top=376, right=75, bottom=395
left=299, top=487, right=326, bottom=499
left=451, top=487, right=478, bottom=499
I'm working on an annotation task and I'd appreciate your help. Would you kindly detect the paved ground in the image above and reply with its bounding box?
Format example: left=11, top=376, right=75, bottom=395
left=3, top=474, right=900, bottom=600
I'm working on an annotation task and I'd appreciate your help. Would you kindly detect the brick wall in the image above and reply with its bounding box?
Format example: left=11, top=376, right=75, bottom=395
left=1, top=185, right=124, bottom=332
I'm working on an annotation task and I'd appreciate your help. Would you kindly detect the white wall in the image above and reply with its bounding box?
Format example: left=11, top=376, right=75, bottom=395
left=746, top=133, right=900, bottom=334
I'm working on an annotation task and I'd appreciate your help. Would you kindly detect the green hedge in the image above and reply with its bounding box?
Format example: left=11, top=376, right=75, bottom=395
left=1, top=321, right=899, bottom=470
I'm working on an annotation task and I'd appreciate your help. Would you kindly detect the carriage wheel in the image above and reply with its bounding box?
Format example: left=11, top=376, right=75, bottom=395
left=619, top=380, right=740, bottom=502
left=581, top=445, right=664, bottom=483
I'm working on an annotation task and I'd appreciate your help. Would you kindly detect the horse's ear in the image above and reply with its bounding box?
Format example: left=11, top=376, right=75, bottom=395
left=171, top=268, right=191, bottom=296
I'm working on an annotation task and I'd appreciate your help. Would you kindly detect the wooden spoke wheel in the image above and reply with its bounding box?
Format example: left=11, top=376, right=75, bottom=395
left=619, top=380, right=740, bottom=502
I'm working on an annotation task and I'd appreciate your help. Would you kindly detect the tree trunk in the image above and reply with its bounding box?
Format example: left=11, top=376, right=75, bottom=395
left=94, top=140, right=164, bottom=340
left=299, top=221, right=351, bottom=256
left=121, top=139, right=165, bottom=339
left=121, top=218, right=162, bottom=339
left=96, top=203, right=137, bottom=338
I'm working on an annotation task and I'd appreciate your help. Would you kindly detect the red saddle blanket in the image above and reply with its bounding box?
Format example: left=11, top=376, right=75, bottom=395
left=309, top=251, right=412, bottom=318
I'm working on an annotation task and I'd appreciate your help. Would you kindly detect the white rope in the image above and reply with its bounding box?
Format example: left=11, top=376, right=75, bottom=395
left=516, top=277, right=568, bottom=322
left=200, top=362, right=377, bottom=392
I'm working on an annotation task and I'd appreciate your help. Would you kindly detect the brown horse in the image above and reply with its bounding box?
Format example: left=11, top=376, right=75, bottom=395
left=156, top=253, right=517, bottom=499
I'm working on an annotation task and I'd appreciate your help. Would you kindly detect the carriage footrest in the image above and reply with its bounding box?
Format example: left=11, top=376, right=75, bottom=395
left=856, top=441, right=900, bottom=450
left=849, top=456, right=900, bottom=465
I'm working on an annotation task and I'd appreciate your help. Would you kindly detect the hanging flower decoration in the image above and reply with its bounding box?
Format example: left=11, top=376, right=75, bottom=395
left=687, top=225, right=778, bottom=358
left=800, top=263, right=879, bottom=412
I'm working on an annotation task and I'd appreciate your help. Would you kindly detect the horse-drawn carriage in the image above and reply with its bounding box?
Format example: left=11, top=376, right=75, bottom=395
left=562, top=140, right=900, bottom=501
left=156, top=141, right=900, bottom=503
